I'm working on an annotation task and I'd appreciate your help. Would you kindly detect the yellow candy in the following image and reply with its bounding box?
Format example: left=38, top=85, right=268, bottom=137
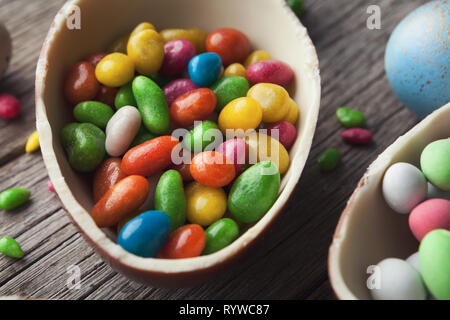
left=130, top=22, right=156, bottom=38
left=25, top=131, right=40, bottom=153
left=160, top=28, right=207, bottom=53
left=245, top=133, right=290, bottom=174
left=247, top=83, right=290, bottom=123
left=244, top=50, right=271, bottom=68
left=107, top=34, right=130, bottom=54
left=218, top=97, right=263, bottom=134
left=127, top=29, right=164, bottom=76
left=95, top=53, right=135, bottom=87
left=224, top=63, right=247, bottom=78
left=283, top=98, right=300, bottom=125
left=185, top=182, right=227, bottom=226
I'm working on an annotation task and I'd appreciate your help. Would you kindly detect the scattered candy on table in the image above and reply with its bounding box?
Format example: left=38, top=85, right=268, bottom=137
left=0, top=188, right=30, bottom=211
left=341, top=128, right=372, bottom=145
left=336, top=107, right=365, bottom=128
left=25, top=130, right=40, bottom=153
left=0, top=94, right=21, bottom=120
left=47, top=179, right=55, bottom=193
left=0, top=236, right=24, bottom=259
left=318, top=149, right=340, bottom=172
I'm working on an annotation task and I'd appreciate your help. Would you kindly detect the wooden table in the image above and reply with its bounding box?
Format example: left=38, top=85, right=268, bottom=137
left=0, top=0, right=427, bottom=300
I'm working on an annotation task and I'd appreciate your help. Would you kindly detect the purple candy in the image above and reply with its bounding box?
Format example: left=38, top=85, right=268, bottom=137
left=216, top=139, right=248, bottom=174
left=247, top=60, right=294, bottom=87
left=266, top=121, right=297, bottom=150
left=163, top=79, right=199, bottom=106
left=160, top=39, right=196, bottom=77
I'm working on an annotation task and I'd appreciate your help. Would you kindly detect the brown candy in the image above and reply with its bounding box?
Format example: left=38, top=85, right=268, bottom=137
left=64, top=62, right=100, bottom=105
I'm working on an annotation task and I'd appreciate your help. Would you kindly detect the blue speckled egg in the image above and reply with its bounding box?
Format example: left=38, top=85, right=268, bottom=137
left=385, top=0, right=449, bottom=118
left=188, top=53, right=222, bottom=87
left=118, top=210, right=171, bottom=258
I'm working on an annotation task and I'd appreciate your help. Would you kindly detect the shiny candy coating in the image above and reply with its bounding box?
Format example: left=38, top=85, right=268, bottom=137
left=206, top=28, right=250, bottom=66
left=155, top=170, right=186, bottom=230
left=211, top=76, right=249, bottom=112
left=130, top=126, right=156, bottom=148
left=73, top=101, right=114, bottom=129
left=409, top=199, right=450, bottom=241
left=218, top=97, right=262, bottom=133
left=341, top=128, right=372, bottom=145
left=215, top=139, right=247, bottom=175
left=115, top=82, right=137, bottom=109
left=245, top=133, right=290, bottom=174
left=64, top=62, right=99, bottom=105
left=185, top=182, right=227, bottom=226
left=0, top=94, right=21, bottom=119
left=247, top=83, right=290, bottom=123
left=190, top=151, right=236, bottom=188
left=244, top=50, right=271, bottom=68
left=163, top=79, right=199, bottom=107
left=25, top=131, right=40, bottom=153
left=93, top=158, right=127, bottom=202
left=95, top=85, right=118, bottom=107
left=158, top=224, right=206, bottom=259
left=0, top=188, right=30, bottom=211
left=283, top=98, right=300, bottom=124
left=122, top=136, right=179, bottom=176
left=161, top=39, right=196, bottom=77
left=127, top=29, right=164, bottom=76
left=130, top=22, right=156, bottom=38
left=247, top=60, right=294, bottom=87
left=336, top=107, right=365, bottom=128
left=90, top=175, right=149, bottom=228
left=160, top=28, right=208, bottom=53
left=105, top=106, right=141, bottom=156
left=107, top=34, right=129, bottom=54
left=171, top=162, right=193, bottom=182
left=203, top=218, right=239, bottom=255
left=184, top=120, right=220, bottom=152
left=86, top=53, right=107, bottom=67
left=228, top=161, right=280, bottom=223
left=170, top=88, right=216, bottom=128
left=266, top=121, right=297, bottom=150
left=188, top=53, right=222, bottom=87
left=224, top=63, right=247, bottom=78
left=118, top=210, right=171, bottom=258
left=0, top=237, right=24, bottom=259
left=421, top=139, right=450, bottom=191
left=95, top=53, right=135, bottom=88
left=317, top=149, right=340, bottom=172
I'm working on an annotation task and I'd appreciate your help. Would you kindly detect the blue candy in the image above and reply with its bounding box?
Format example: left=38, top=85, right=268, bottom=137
left=118, top=210, right=171, bottom=258
left=188, top=53, right=222, bottom=87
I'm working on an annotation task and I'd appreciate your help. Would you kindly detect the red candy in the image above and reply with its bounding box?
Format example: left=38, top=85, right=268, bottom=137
left=163, top=79, right=199, bottom=106
left=95, top=85, right=119, bottom=107
left=341, top=128, right=372, bottom=145
left=409, top=199, right=450, bottom=241
left=0, top=94, right=21, bottom=119
left=160, top=39, right=196, bottom=77
left=64, top=61, right=100, bottom=105
left=93, top=158, right=128, bottom=202
left=47, top=179, right=55, bottom=193
left=266, top=121, right=297, bottom=150
left=206, top=28, right=251, bottom=66
left=190, top=151, right=236, bottom=187
left=170, top=88, right=216, bottom=127
left=122, top=136, right=180, bottom=176
left=157, top=224, right=206, bottom=259
left=247, top=60, right=294, bottom=87
left=86, top=53, right=107, bottom=67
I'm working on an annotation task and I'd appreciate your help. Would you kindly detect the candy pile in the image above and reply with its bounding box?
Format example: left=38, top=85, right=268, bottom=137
left=60, top=23, right=300, bottom=259
left=371, top=138, right=450, bottom=300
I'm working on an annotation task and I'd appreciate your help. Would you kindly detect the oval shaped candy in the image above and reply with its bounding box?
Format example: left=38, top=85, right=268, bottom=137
left=244, top=50, right=271, bottom=68
left=130, top=126, right=156, bottom=148
left=64, top=62, right=99, bottom=105
left=228, top=161, right=280, bottom=223
left=224, top=63, right=247, bottom=78
left=127, top=29, right=164, bottom=76
left=130, top=22, right=156, bottom=38
left=206, top=28, right=251, bottom=66
left=157, top=224, right=206, bottom=259
left=160, top=28, right=207, bottom=53
left=421, top=139, right=450, bottom=191
left=170, top=88, right=216, bottom=128
left=336, top=107, right=365, bottom=128
left=160, top=39, right=196, bottom=77
left=163, top=79, right=199, bottom=107
left=190, top=151, right=236, bottom=187
left=188, top=53, right=222, bottom=87
left=95, top=53, right=135, bottom=87
left=155, top=170, right=186, bottom=230
left=184, top=120, right=220, bottom=153
left=247, top=83, right=290, bottom=123
left=283, top=98, right=300, bottom=125
left=203, top=218, right=239, bottom=255
left=266, top=121, right=297, bottom=150
left=118, top=210, right=171, bottom=258
left=185, top=182, right=227, bottom=226
left=247, top=60, right=294, bottom=87
left=245, top=133, right=290, bottom=174
left=73, top=101, right=114, bottom=129
left=0, top=188, right=30, bottom=211
left=210, top=76, right=249, bottom=112
left=93, top=158, right=127, bottom=202
left=218, top=97, right=262, bottom=133
left=409, top=199, right=450, bottom=241
left=95, top=85, right=118, bottom=107
left=90, top=175, right=149, bottom=228
left=115, top=82, right=137, bottom=109
left=215, top=139, right=247, bottom=174
left=105, top=106, right=141, bottom=156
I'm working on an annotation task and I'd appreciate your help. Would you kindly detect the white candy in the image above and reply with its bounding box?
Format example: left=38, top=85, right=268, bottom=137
left=105, top=106, right=141, bottom=157
left=406, top=252, right=420, bottom=272
left=382, top=162, right=427, bottom=214
left=370, top=258, right=426, bottom=300
left=427, top=182, right=450, bottom=200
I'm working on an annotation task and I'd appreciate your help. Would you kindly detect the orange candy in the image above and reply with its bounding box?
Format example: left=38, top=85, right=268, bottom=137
left=170, top=88, right=217, bottom=128
left=64, top=62, right=100, bottom=105
left=206, top=28, right=251, bottom=66
left=190, top=151, right=236, bottom=187
left=90, top=175, right=149, bottom=228
left=157, top=224, right=206, bottom=259
left=122, top=136, right=180, bottom=176
left=93, top=158, right=128, bottom=202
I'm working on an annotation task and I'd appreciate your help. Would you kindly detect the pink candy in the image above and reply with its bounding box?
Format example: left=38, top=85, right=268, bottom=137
left=0, top=94, right=21, bottom=119
left=216, top=139, right=247, bottom=174
left=48, top=179, right=55, bottom=193
left=341, top=128, right=372, bottom=145
left=266, top=121, right=297, bottom=150
left=163, top=79, right=199, bottom=106
left=246, top=60, right=294, bottom=87
left=409, top=199, right=450, bottom=241
left=160, top=39, right=196, bottom=77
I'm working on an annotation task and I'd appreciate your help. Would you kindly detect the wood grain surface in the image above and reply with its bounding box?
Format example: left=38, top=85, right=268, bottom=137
left=0, top=0, right=427, bottom=300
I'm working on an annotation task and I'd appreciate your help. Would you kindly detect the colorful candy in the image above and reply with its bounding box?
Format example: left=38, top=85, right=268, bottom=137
left=206, top=28, right=251, bottom=66
left=0, top=237, right=24, bottom=259
left=190, top=151, right=236, bottom=187
left=266, top=121, right=297, bottom=150
left=95, top=53, right=135, bottom=87
left=409, top=199, right=450, bottom=241
left=93, top=158, right=127, bottom=202
left=86, top=53, right=107, bottom=67
left=47, top=179, right=55, bottom=193
left=218, top=97, right=262, bottom=133
left=0, top=188, right=30, bottom=211
left=130, top=22, right=156, bottom=38
left=188, top=53, right=222, bottom=87
left=283, top=98, right=300, bottom=125
left=224, top=63, right=247, bottom=78
left=170, top=88, right=216, bottom=128
left=158, top=224, right=206, bottom=259
left=64, top=62, right=99, bottom=105
left=163, top=79, right=199, bottom=107
left=420, top=139, right=450, bottom=191
left=185, top=182, right=227, bottom=226
left=25, top=131, right=40, bottom=153
left=247, top=83, right=290, bottom=123
left=160, top=28, right=207, bottom=53
left=105, top=106, right=141, bottom=157
left=427, top=182, right=450, bottom=200
left=73, top=101, right=114, bottom=129
left=155, top=170, right=186, bottom=230
left=215, top=139, right=247, bottom=174
left=211, top=76, right=249, bottom=112
left=336, top=107, right=365, bottom=128
left=160, top=39, right=196, bottom=77
left=203, top=218, right=239, bottom=255
left=228, top=161, right=280, bottom=223
left=130, top=126, right=156, bottom=148
left=246, top=60, right=294, bottom=87
left=115, top=82, right=137, bottom=109
left=95, top=85, right=118, bottom=107
left=341, top=128, right=372, bottom=145
left=244, top=50, right=271, bottom=68
left=318, top=149, right=340, bottom=172
left=0, top=94, right=21, bottom=119
left=90, top=175, right=149, bottom=228
left=288, top=0, right=304, bottom=17
left=184, top=121, right=220, bottom=152
left=245, top=133, right=290, bottom=174
left=127, top=29, right=164, bottom=76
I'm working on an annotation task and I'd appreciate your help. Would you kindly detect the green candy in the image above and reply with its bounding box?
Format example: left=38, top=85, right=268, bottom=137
left=420, top=139, right=450, bottom=191
left=419, top=229, right=450, bottom=300
left=203, top=218, right=239, bottom=255
left=336, top=107, right=365, bottom=128
left=154, top=170, right=186, bottom=230
left=130, top=126, right=156, bottom=148
left=73, top=101, right=114, bottom=129
left=0, top=237, right=24, bottom=258
left=288, top=0, right=303, bottom=17
left=211, top=76, right=249, bottom=112
left=61, top=123, right=106, bottom=172
left=318, top=149, right=340, bottom=172
left=133, top=76, right=170, bottom=135
left=228, top=161, right=280, bottom=223
left=184, top=120, right=220, bottom=152
left=115, top=82, right=137, bottom=109
left=0, top=188, right=30, bottom=211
